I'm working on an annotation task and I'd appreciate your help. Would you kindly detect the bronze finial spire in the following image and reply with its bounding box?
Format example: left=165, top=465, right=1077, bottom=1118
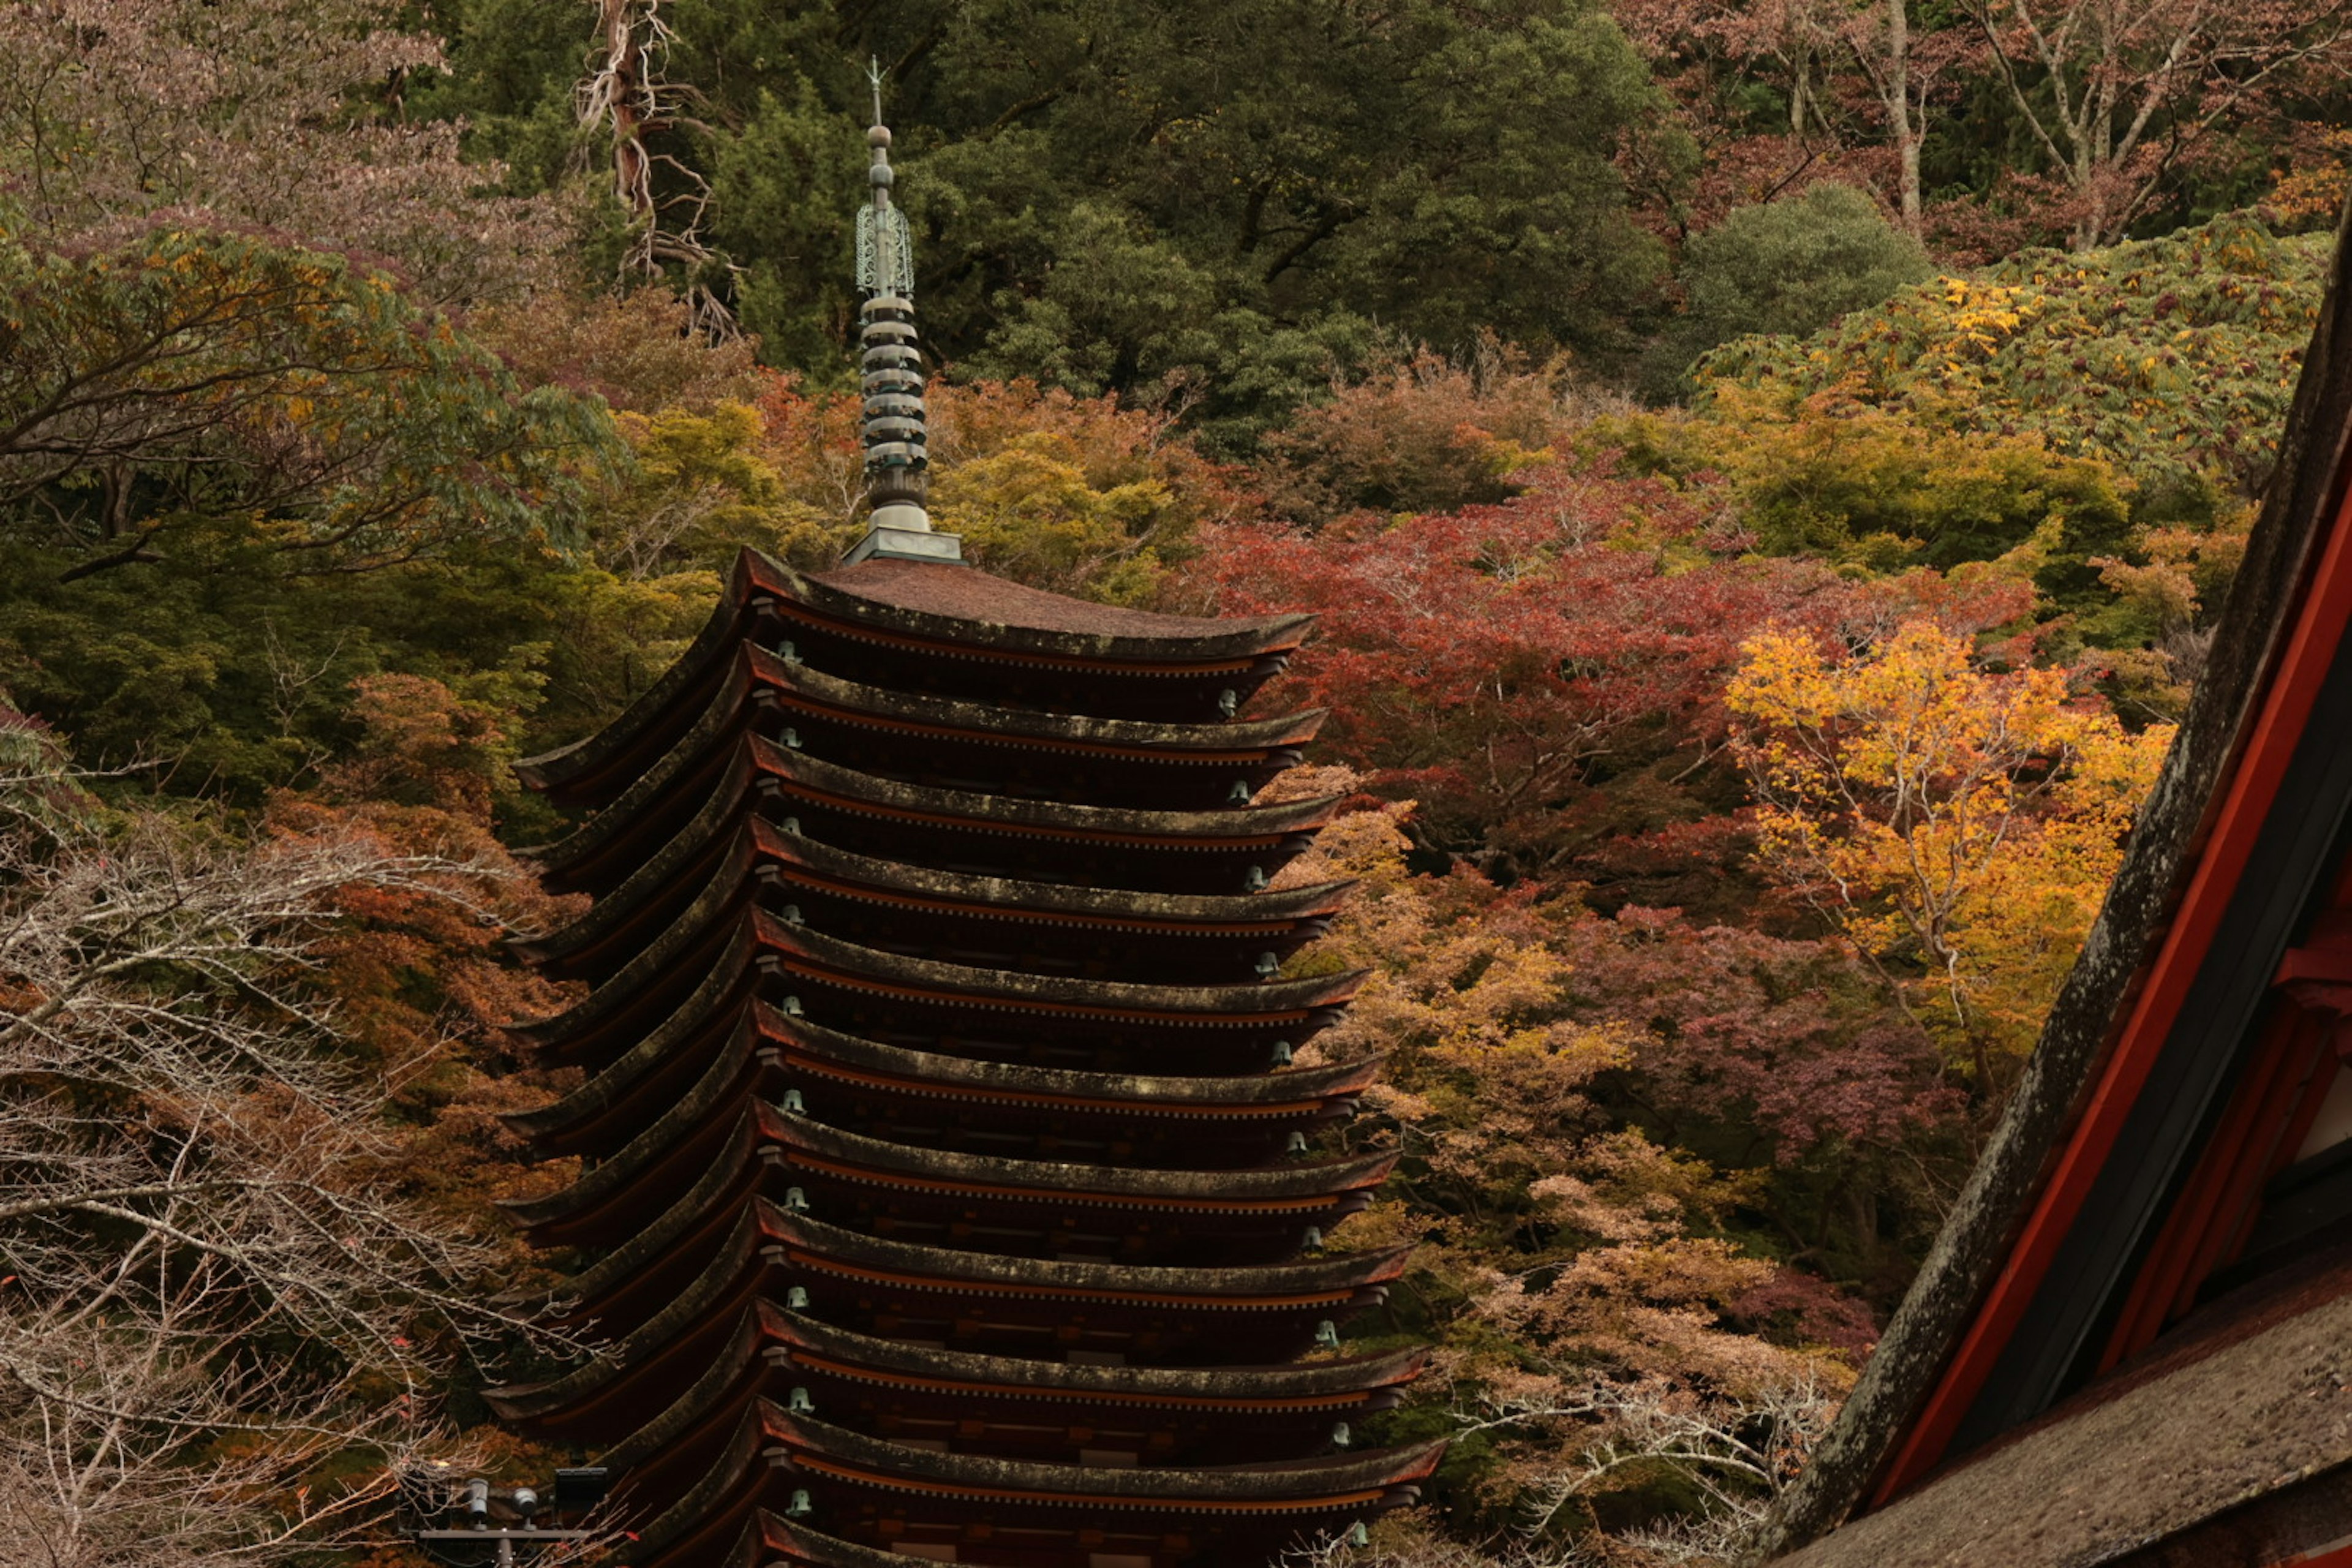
left=844, top=58, right=962, bottom=566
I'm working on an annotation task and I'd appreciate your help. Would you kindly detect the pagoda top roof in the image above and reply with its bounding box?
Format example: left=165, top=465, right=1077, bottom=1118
left=518, top=551, right=1318, bottom=800
left=784, top=552, right=1314, bottom=663
left=741, top=642, right=1325, bottom=756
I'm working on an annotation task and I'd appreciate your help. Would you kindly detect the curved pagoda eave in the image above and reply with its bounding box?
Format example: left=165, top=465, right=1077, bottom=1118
left=515, top=814, right=1353, bottom=984
left=508, top=1002, right=1378, bottom=1155
left=570, top=1303, right=1428, bottom=1506
left=496, top=1202, right=1411, bottom=1431
left=506, top=1091, right=1396, bottom=1243
left=525, top=630, right=1325, bottom=814
left=527, top=729, right=1342, bottom=899
left=505, top=1296, right=1425, bottom=1467
left=514, top=907, right=1366, bottom=1067
left=631, top=1406, right=1439, bottom=1568
left=515, top=549, right=1318, bottom=805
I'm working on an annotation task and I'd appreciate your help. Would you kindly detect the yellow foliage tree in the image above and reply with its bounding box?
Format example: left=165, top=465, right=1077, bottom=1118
left=1727, top=620, right=2173, bottom=1087
left=928, top=431, right=1179, bottom=605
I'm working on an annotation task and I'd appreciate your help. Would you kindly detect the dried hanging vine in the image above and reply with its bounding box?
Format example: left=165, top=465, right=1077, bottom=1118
left=576, top=0, right=739, bottom=337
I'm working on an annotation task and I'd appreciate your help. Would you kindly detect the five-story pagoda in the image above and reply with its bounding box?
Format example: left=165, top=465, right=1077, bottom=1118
left=486, top=75, right=1437, bottom=1568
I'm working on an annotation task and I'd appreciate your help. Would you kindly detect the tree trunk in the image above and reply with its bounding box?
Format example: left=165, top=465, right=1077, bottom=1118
left=1886, top=0, right=1924, bottom=233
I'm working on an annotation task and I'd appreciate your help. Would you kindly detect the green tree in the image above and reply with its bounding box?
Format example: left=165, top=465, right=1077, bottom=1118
left=1694, top=212, right=2329, bottom=500
left=1646, top=184, right=1932, bottom=399
left=0, top=219, right=614, bottom=582
left=428, top=0, right=1679, bottom=448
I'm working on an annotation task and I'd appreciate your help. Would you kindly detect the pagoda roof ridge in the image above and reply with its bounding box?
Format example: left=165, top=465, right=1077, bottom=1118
left=497, top=1200, right=1412, bottom=1424
left=503, top=1044, right=773, bottom=1232
left=744, top=734, right=1345, bottom=843
left=636, top=1402, right=1441, bottom=1566
left=518, top=811, right=1354, bottom=976
left=635, top=1401, right=1430, bottom=1561
left=509, top=912, right=760, bottom=1057
left=775, top=551, right=1315, bottom=662
left=514, top=557, right=762, bottom=793
left=745, top=641, right=1326, bottom=754
left=522, top=682, right=757, bottom=873
left=512, top=772, right=760, bottom=968
left=756, top=1404, right=1446, bottom=1498
left=744, top=815, right=1356, bottom=926
left=508, top=835, right=771, bottom=1050
left=593, top=1301, right=1428, bottom=1482
left=754, top=1101, right=1398, bottom=1205
left=503, top=956, right=755, bottom=1138
left=749, top=907, right=1369, bottom=1019
left=487, top=1201, right=777, bottom=1421
left=556, top=1122, right=769, bottom=1313
left=507, top=1077, right=1393, bottom=1240
left=761, top=1203, right=1414, bottom=1300
left=755, top=1517, right=948, bottom=1568
left=515, top=550, right=1320, bottom=805
left=512, top=902, right=1366, bottom=1063
left=766, top=1306, right=1430, bottom=1401
left=758, top=1004, right=1382, bottom=1105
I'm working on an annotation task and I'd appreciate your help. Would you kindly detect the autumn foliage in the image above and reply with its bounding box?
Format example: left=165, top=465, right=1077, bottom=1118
left=0, top=1, right=2284, bottom=1558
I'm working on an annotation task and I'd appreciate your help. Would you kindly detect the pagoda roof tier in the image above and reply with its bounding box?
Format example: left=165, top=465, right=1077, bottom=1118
left=737, top=741, right=1333, bottom=895
left=633, top=1407, right=1440, bottom=1568
left=522, top=640, right=1323, bottom=813
left=552, top=1302, right=1424, bottom=1490
left=754, top=1518, right=909, bottom=1568
left=502, top=1202, right=1411, bottom=1423
left=519, top=812, right=1352, bottom=988
left=504, top=948, right=761, bottom=1150
left=761, top=557, right=1305, bottom=722
left=530, top=731, right=1338, bottom=899
left=514, top=995, right=1373, bottom=1158
left=793, top=554, right=1313, bottom=668
left=734, top=644, right=1324, bottom=812
left=764, top=1007, right=1378, bottom=1118
left=752, top=1513, right=1385, bottom=1568
left=513, top=557, right=778, bottom=808
left=511, top=1017, right=1369, bottom=1193
left=518, top=910, right=1363, bottom=1069
left=516, top=552, right=1316, bottom=805
left=510, top=1093, right=1395, bottom=1253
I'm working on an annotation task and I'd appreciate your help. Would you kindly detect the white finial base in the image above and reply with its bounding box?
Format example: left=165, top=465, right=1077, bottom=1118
left=845, top=505, right=964, bottom=564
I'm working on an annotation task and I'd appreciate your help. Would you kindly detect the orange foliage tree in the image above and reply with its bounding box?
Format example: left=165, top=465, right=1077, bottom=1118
left=1270, top=769, right=1860, bottom=1557
left=1728, top=619, right=2173, bottom=1089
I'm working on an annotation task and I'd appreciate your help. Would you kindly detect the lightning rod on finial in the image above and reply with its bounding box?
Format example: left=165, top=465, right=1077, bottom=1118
left=842, top=52, right=961, bottom=566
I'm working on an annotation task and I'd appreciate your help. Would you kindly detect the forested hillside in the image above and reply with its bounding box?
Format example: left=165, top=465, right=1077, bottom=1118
left=1, top=1, right=2345, bottom=1563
